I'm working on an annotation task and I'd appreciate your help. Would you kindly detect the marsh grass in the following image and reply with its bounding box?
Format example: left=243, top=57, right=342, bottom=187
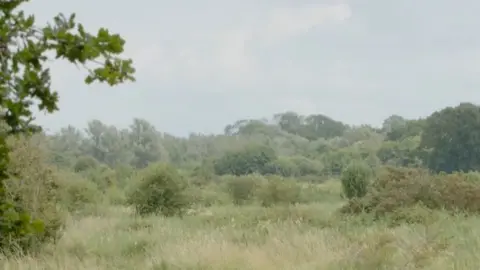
left=4, top=177, right=480, bottom=269
left=2, top=199, right=480, bottom=270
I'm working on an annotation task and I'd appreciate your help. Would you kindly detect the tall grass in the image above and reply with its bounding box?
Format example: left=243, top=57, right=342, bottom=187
left=3, top=180, right=480, bottom=269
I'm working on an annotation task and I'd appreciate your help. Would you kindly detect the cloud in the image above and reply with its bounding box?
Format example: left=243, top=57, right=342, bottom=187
left=216, top=28, right=256, bottom=81
left=261, top=3, right=351, bottom=43
left=129, top=3, right=352, bottom=87
left=27, top=0, right=480, bottom=137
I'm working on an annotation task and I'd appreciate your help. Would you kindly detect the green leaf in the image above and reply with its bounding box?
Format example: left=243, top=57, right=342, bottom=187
left=25, top=15, right=35, bottom=28
left=77, top=23, right=86, bottom=38
left=68, top=13, right=76, bottom=28
left=97, top=28, right=109, bottom=40
left=84, top=75, right=95, bottom=84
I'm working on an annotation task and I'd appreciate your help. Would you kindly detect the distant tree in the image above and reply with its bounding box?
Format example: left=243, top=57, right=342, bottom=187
left=263, top=155, right=323, bottom=177
left=73, top=155, right=99, bottom=173
left=343, top=125, right=381, bottom=144
left=48, top=125, right=85, bottom=167
left=84, top=120, right=109, bottom=163
left=224, top=119, right=280, bottom=137
left=128, top=118, right=168, bottom=168
left=386, top=118, right=426, bottom=141
left=263, top=156, right=301, bottom=177
left=275, top=111, right=304, bottom=135
left=420, top=103, right=480, bottom=173
left=321, top=149, right=360, bottom=175
left=377, top=136, right=422, bottom=167
left=213, top=144, right=276, bottom=176
left=302, top=114, right=347, bottom=140
left=274, top=112, right=347, bottom=140
left=382, top=115, right=406, bottom=134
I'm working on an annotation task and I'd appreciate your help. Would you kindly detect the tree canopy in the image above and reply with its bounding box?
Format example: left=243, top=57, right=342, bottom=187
left=0, top=0, right=135, bottom=249
left=42, top=103, right=480, bottom=178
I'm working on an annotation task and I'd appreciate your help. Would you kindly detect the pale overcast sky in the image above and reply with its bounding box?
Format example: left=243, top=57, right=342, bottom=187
left=25, top=0, right=480, bottom=136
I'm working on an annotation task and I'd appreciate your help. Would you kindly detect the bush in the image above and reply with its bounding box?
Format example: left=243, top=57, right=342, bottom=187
left=340, top=161, right=372, bottom=199
left=297, top=181, right=343, bottom=204
left=127, top=163, right=189, bottom=217
left=383, top=203, right=440, bottom=227
left=56, top=171, right=101, bottom=213
left=2, top=135, right=65, bottom=251
left=184, top=183, right=231, bottom=207
left=224, top=174, right=262, bottom=205
left=257, top=176, right=301, bottom=207
left=341, top=166, right=480, bottom=221
left=430, top=172, right=480, bottom=212
left=85, top=165, right=118, bottom=191
left=111, top=164, right=135, bottom=188
left=73, top=156, right=99, bottom=173
left=104, top=186, right=127, bottom=205
left=190, top=160, right=216, bottom=186
left=461, top=171, right=480, bottom=183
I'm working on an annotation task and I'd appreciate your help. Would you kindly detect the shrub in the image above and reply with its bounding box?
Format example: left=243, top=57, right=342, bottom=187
left=296, top=174, right=329, bottom=184
left=56, top=171, right=101, bottom=213
left=461, top=171, right=480, bottom=183
left=430, top=172, right=480, bottom=212
left=224, top=174, right=262, bottom=205
left=184, top=183, right=231, bottom=207
left=257, top=176, right=301, bottom=207
left=298, top=181, right=343, bottom=203
left=341, top=167, right=432, bottom=216
left=341, top=166, right=480, bottom=221
left=383, top=203, right=439, bottom=227
left=73, top=156, right=99, bottom=173
left=127, top=163, right=189, bottom=217
left=113, top=164, right=135, bottom=187
left=2, top=135, right=65, bottom=251
left=190, top=160, right=216, bottom=186
left=340, top=161, right=372, bottom=199
left=104, top=186, right=127, bottom=205
left=85, top=165, right=118, bottom=191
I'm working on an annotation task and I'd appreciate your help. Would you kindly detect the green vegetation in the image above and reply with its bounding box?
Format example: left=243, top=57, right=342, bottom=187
left=340, top=161, right=371, bottom=199
left=126, top=163, right=189, bottom=217
left=2, top=99, right=479, bottom=269
left=3, top=2, right=480, bottom=269
left=0, top=0, right=134, bottom=252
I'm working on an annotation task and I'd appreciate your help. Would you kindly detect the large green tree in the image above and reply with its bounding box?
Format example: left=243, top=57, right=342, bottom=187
left=420, top=103, right=480, bottom=173
left=213, top=144, right=276, bottom=176
left=274, top=112, right=347, bottom=140
left=385, top=118, right=426, bottom=141
left=0, top=0, right=135, bottom=249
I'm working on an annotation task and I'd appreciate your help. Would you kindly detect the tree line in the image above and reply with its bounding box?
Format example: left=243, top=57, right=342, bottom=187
left=45, top=103, right=480, bottom=181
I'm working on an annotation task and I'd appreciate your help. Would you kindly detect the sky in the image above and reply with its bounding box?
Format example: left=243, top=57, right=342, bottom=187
left=25, top=0, right=480, bottom=136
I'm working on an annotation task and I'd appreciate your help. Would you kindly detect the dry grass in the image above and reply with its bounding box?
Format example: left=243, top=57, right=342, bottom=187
left=3, top=179, right=480, bottom=270
left=2, top=198, right=480, bottom=270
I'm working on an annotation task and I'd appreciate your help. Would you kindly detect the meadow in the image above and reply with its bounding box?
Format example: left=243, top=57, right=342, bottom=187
left=3, top=177, right=480, bottom=270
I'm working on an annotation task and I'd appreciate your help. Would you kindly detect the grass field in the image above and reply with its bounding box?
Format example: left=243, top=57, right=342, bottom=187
left=2, top=181, right=480, bottom=270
